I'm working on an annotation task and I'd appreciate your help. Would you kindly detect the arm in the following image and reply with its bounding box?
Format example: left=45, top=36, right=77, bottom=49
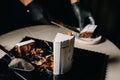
left=70, top=0, right=95, bottom=31
left=19, top=0, right=51, bottom=25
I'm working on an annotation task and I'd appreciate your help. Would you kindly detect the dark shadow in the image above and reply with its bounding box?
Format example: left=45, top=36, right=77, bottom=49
left=108, top=56, right=120, bottom=64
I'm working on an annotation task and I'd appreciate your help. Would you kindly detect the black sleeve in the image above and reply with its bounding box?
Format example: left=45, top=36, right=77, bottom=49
left=26, top=0, right=52, bottom=25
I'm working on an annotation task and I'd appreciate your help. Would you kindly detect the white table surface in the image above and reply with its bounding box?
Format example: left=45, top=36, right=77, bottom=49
left=0, top=25, right=120, bottom=80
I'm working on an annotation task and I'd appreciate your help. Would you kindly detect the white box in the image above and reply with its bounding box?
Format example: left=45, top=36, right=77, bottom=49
left=53, top=33, right=75, bottom=75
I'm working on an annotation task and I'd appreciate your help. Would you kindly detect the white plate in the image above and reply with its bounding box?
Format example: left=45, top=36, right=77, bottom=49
left=71, top=24, right=102, bottom=45
left=75, top=35, right=102, bottom=44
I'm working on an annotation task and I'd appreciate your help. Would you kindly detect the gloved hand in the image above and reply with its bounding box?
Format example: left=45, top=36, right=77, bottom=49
left=26, top=0, right=51, bottom=25
left=71, top=2, right=95, bottom=31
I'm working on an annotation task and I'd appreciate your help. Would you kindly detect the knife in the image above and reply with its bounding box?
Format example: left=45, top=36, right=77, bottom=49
left=51, top=21, right=80, bottom=33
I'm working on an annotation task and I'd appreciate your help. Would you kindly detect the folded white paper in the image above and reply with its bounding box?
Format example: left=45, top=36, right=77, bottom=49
left=15, top=39, right=35, bottom=47
left=80, top=24, right=97, bottom=33
left=0, top=49, right=7, bottom=59
left=53, top=33, right=75, bottom=75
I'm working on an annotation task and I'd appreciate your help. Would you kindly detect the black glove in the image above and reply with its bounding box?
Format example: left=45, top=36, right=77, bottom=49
left=71, top=2, right=95, bottom=31
left=26, top=1, right=51, bottom=25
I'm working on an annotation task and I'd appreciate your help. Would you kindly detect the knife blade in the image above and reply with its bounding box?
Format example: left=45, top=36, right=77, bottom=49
left=51, top=21, right=80, bottom=33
